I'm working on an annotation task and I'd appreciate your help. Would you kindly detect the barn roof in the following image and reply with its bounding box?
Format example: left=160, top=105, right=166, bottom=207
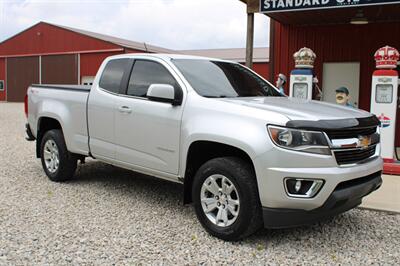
left=0, top=21, right=175, bottom=54
left=49, top=22, right=175, bottom=53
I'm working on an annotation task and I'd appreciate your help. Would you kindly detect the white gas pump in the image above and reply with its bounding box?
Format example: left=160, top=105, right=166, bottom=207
left=370, top=46, right=400, bottom=161
left=290, top=47, right=316, bottom=100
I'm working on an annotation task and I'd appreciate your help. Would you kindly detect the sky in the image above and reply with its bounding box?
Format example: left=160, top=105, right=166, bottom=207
left=0, top=0, right=270, bottom=50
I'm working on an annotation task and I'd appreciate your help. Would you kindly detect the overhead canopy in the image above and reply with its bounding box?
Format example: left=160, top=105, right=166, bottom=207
left=260, top=0, right=400, bottom=13
left=241, top=0, right=400, bottom=25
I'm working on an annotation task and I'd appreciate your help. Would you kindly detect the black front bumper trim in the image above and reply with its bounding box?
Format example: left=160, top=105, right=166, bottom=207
left=263, top=171, right=382, bottom=229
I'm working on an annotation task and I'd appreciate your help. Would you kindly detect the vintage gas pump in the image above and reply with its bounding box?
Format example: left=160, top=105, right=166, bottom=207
left=289, top=47, right=316, bottom=100
left=370, top=46, right=400, bottom=161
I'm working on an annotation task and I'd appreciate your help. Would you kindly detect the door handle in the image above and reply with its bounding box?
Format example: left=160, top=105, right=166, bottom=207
left=118, top=106, right=132, bottom=114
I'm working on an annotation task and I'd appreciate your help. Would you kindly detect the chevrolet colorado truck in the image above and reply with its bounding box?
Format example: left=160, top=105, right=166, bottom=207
left=25, top=54, right=383, bottom=241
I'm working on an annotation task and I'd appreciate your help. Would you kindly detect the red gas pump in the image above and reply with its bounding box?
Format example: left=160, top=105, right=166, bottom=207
left=370, top=46, right=400, bottom=174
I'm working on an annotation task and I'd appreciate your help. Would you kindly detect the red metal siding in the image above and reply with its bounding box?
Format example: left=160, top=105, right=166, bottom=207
left=0, top=58, right=5, bottom=101
left=271, top=20, right=400, bottom=145
left=0, top=22, right=120, bottom=57
left=252, top=63, right=270, bottom=79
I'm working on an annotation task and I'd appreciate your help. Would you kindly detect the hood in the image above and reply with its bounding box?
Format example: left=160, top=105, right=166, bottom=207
left=219, top=97, right=372, bottom=121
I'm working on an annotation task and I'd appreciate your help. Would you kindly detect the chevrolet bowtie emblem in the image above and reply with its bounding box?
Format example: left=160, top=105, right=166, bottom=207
left=357, top=135, right=372, bottom=149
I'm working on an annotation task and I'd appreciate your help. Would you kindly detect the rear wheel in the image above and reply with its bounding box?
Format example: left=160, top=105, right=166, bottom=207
left=40, top=129, right=77, bottom=182
left=192, top=157, right=263, bottom=241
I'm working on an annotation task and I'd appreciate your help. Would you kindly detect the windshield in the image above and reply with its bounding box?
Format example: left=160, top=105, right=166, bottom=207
left=172, top=59, right=283, bottom=98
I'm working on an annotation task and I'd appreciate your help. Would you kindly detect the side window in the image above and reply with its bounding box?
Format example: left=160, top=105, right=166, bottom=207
left=99, top=59, right=131, bottom=94
left=127, top=60, right=178, bottom=97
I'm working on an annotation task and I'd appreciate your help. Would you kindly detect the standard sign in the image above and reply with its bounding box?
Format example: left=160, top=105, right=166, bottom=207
left=260, top=0, right=400, bottom=13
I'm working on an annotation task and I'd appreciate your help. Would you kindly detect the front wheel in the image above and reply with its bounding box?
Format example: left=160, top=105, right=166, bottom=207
left=40, top=129, right=77, bottom=182
left=192, top=157, right=263, bottom=241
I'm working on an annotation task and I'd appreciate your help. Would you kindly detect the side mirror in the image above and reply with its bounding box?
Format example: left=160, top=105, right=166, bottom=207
left=147, top=84, right=182, bottom=105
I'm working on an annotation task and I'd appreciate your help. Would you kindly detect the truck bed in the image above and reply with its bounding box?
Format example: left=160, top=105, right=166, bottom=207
left=27, top=84, right=91, bottom=156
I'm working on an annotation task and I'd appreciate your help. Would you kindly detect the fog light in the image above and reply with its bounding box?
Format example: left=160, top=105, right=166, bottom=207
left=285, top=178, right=324, bottom=198
left=295, top=180, right=302, bottom=192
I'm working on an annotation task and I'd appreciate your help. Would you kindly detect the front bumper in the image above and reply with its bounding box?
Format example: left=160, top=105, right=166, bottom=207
left=254, top=146, right=383, bottom=210
left=262, top=171, right=382, bottom=228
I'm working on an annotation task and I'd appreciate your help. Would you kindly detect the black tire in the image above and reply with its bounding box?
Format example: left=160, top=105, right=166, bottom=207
left=40, top=129, right=77, bottom=182
left=192, top=157, right=263, bottom=241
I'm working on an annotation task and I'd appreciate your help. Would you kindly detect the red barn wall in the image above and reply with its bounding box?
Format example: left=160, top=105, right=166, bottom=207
left=0, top=58, right=5, bottom=101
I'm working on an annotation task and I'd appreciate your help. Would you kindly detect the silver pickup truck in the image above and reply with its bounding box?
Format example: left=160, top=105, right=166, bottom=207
left=25, top=54, right=383, bottom=241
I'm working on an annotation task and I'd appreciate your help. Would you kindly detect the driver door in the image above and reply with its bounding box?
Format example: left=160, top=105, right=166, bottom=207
left=114, top=59, right=185, bottom=175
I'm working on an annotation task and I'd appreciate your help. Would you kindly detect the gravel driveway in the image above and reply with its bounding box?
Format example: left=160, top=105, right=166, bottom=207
left=0, top=102, right=399, bottom=265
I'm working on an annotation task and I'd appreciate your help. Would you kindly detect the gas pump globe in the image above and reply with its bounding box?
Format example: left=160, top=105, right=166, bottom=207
left=290, top=47, right=316, bottom=100
left=370, top=45, right=400, bottom=161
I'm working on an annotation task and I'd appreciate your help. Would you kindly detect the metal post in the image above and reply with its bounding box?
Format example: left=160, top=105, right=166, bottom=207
left=269, top=19, right=275, bottom=82
left=245, top=12, right=254, bottom=69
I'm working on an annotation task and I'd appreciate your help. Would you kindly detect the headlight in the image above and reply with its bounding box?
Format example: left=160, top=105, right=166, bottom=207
left=267, top=125, right=331, bottom=155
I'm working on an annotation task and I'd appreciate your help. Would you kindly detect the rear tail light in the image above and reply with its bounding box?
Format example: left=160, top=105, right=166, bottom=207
left=24, top=94, right=28, bottom=118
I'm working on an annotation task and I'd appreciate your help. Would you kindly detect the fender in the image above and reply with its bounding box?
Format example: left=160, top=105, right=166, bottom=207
left=34, top=92, right=89, bottom=156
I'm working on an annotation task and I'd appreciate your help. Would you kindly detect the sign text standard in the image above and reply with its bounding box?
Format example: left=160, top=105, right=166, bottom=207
left=261, top=0, right=400, bottom=13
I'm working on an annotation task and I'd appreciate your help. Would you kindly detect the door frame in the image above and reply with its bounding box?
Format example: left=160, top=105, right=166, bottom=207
left=322, top=61, right=361, bottom=107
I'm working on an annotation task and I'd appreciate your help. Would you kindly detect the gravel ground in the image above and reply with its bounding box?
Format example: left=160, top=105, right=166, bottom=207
left=0, top=102, right=399, bottom=265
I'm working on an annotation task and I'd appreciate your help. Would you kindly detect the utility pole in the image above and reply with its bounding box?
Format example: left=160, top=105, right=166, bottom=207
left=245, top=11, right=254, bottom=69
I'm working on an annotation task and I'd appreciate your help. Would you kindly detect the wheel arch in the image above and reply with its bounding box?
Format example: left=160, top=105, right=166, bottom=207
left=36, top=116, right=63, bottom=158
left=183, top=140, right=257, bottom=204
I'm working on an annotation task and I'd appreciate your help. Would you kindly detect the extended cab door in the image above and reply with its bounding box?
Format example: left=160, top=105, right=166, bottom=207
left=114, top=59, right=185, bottom=175
left=88, top=58, right=133, bottom=160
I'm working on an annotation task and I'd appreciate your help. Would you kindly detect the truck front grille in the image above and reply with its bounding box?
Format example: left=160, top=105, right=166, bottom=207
left=333, top=145, right=377, bottom=165
left=325, top=126, right=377, bottom=139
